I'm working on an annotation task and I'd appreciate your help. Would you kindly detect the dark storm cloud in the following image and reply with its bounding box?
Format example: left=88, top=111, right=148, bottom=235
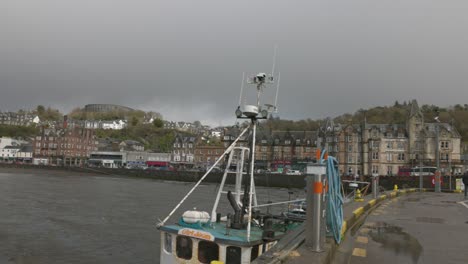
left=2, top=0, right=468, bottom=125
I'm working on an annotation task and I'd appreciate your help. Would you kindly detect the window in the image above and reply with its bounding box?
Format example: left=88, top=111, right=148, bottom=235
left=274, top=146, right=279, bottom=152
left=357, top=155, right=361, bottom=163
left=176, top=236, right=192, bottom=260
left=346, top=135, right=352, bottom=142
left=326, top=137, right=332, bottom=143
left=387, top=166, right=393, bottom=176
left=387, top=142, right=392, bottom=149
left=285, top=140, right=291, bottom=145
left=328, top=145, right=333, bottom=152
left=261, top=139, right=267, bottom=144
left=296, top=139, right=300, bottom=144
left=372, top=165, right=379, bottom=174
left=334, top=136, right=338, bottom=142
left=348, top=156, right=353, bottom=163
left=372, top=152, right=379, bottom=160
left=440, top=141, right=449, bottom=149
left=348, top=145, right=352, bottom=152
left=251, top=245, right=260, bottom=261
left=226, top=246, right=242, bottom=264
left=386, top=153, right=392, bottom=162
left=397, top=153, right=405, bottom=161
left=164, top=233, right=172, bottom=253
left=261, top=147, right=267, bottom=152
left=397, top=142, right=403, bottom=149
left=198, top=241, right=219, bottom=264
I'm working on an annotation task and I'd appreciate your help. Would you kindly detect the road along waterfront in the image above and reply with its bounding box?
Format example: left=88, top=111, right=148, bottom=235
left=0, top=170, right=302, bottom=264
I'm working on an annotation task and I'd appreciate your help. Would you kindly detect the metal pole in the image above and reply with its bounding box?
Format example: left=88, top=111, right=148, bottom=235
left=419, top=157, right=423, bottom=190
left=449, top=158, right=452, bottom=191
left=305, top=164, right=326, bottom=252
left=372, top=175, right=379, bottom=199
left=247, top=121, right=257, bottom=241
left=435, top=123, right=441, bottom=192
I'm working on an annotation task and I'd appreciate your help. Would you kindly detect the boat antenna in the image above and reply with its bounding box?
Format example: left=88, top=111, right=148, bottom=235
left=271, top=45, right=278, bottom=76
left=274, top=72, right=280, bottom=113
left=238, top=72, right=245, bottom=106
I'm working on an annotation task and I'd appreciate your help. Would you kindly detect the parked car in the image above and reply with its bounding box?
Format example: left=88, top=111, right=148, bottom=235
left=286, top=170, right=302, bottom=175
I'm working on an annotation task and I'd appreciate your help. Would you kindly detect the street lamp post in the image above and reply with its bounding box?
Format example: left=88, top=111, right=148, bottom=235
left=435, top=112, right=441, bottom=193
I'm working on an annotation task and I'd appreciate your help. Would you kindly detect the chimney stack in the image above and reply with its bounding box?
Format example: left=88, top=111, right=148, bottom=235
left=63, top=115, right=68, bottom=129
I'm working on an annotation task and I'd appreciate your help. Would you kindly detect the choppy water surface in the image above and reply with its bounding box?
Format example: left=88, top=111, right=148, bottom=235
left=0, top=172, right=302, bottom=264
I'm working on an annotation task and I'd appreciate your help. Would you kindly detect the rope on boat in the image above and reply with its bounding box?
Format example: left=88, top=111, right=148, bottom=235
left=320, top=150, right=344, bottom=243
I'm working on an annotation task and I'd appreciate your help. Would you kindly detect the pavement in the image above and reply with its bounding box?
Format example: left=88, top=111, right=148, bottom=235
left=331, top=192, right=468, bottom=264
left=286, top=189, right=468, bottom=264
left=285, top=189, right=396, bottom=264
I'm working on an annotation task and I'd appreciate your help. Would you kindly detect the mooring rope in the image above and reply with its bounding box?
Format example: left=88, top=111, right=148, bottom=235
left=320, top=151, right=344, bottom=243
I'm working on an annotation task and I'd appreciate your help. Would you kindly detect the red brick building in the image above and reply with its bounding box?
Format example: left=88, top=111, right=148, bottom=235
left=194, top=144, right=225, bottom=169
left=33, top=126, right=98, bottom=166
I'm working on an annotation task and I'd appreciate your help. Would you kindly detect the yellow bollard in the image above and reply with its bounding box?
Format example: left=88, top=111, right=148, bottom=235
left=394, top=184, right=398, bottom=191
left=211, top=261, right=224, bottom=264
left=355, top=189, right=364, bottom=202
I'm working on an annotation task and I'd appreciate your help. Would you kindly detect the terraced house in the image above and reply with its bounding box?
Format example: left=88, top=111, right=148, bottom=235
left=318, top=100, right=462, bottom=176
left=33, top=120, right=98, bottom=166
left=222, top=128, right=318, bottom=172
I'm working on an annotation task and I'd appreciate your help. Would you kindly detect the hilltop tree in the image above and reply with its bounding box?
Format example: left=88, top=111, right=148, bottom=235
left=153, top=118, right=164, bottom=128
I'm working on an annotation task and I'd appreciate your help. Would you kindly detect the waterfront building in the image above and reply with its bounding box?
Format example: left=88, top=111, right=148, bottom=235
left=194, top=144, right=225, bottom=169
left=318, top=100, right=463, bottom=176
left=221, top=128, right=318, bottom=172
left=32, top=119, right=99, bottom=166
left=88, top=151, right=126, bottom=168
left=171, top=135, right=196, bottom=169
left=16, top=145, right=33, bottom=163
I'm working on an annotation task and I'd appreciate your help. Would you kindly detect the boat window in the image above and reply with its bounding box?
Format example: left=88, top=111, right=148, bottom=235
left=251, top=245, right=259, bottom=261
left=226, top=246, right=242, bottom=264
left=164, top=233, right=172, bottom=253
left=176, top=236, right=192, bottom=260
left=198, top=241, right=219, bottom=263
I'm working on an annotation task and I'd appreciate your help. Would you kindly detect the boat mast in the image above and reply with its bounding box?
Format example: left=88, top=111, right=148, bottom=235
left=247, top=117, right=257, bottom=241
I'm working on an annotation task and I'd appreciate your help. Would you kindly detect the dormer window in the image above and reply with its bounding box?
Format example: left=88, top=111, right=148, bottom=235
left=296, top=139, right=300, bottom=144
left=285, top=140, right=291, bottom=145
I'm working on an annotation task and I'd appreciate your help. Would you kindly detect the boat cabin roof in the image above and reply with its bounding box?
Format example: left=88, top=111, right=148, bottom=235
left=160, top=221, right=292, bottom=247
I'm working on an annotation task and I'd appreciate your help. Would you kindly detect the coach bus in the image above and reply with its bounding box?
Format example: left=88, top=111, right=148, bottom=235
left=398, top=166, right=437, bottom=176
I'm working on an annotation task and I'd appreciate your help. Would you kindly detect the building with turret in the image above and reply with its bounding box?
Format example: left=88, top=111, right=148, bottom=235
left=318, top=100, right=462, bottom=176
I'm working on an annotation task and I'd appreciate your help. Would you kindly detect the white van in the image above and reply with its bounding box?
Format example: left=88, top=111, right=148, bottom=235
left=286, top=170, right=302, bottom=175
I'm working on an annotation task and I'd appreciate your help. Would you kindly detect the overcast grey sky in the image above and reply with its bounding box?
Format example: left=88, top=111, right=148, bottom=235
left=2, top=0, right=468, bottom=126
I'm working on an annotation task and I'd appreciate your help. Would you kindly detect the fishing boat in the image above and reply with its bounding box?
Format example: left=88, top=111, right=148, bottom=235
left=157, top=66, right=305, bottom=263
